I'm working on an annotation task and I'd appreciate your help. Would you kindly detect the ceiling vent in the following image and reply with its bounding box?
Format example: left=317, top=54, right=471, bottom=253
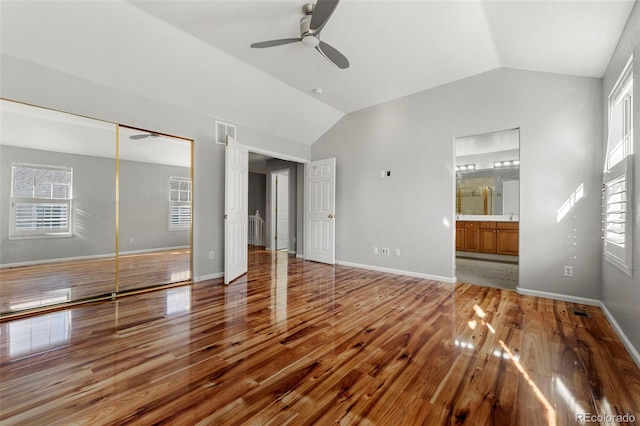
left=215, top=120, right=236, bottom=145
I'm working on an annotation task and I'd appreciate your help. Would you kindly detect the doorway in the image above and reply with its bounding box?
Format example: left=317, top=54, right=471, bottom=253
left=271, top=169, right=290, bottom=251
left=454, top=128, right=520, bottom=290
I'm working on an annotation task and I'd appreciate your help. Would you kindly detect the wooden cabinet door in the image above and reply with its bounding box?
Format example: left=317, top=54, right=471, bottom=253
left=497, top=229, right=519, bottom=255
left=480, top=229, right=496, bottom=253
left=456, top=226, right=465, bottom=251
left=464, top=228, right=480, bottom=252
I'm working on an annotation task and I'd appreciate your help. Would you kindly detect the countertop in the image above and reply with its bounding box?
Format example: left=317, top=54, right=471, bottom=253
left=457, top=214, right=519, bottom=222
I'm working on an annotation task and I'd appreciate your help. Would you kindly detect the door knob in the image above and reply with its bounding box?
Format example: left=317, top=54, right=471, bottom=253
left=328, top=214, right=334, bottom=219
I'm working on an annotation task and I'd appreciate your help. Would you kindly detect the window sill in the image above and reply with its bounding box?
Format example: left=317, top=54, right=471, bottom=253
left=605, top=252, right=632, bottom=277
left=9, top=232, right=73, bottom=240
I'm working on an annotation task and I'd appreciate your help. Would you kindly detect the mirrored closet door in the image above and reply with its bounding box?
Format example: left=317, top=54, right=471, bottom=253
left=0, top=99, right=117, bottom=313
left=116, top=126, right=192, bottom=292
left=0, top=100, right=193, bottom=316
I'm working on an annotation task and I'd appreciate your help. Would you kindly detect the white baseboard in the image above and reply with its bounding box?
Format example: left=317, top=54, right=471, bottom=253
left=336, top=260, right=456, bottom=283
left=194, top=272, right=224, bottom=282
left=599, top=302, right=640, bottom=368
left=119, top=245, right=189, bottom=256
left=1, top=252, right=116, bottom=268
left=515, top=287, right=601, bottom=306
left=1, top=245, right=190, bottom=269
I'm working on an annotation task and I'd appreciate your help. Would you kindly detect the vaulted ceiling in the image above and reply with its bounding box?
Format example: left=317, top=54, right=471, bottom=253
left=0, top=1, right=635, bottom=146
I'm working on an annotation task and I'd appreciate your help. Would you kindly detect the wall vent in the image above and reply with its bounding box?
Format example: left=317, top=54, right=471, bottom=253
left=215, top=120, right=236, bottom=145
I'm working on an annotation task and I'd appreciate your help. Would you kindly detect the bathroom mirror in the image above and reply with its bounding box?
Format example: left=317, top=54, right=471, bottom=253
left=455, top=129, right=520, bottom=217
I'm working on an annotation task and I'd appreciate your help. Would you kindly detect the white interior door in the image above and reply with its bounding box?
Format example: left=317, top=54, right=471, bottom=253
left=224, top=135, right=248, bottom=284
left=276, top=172, right=289, bottom=250
left=304, top=158, right=336, bottom=264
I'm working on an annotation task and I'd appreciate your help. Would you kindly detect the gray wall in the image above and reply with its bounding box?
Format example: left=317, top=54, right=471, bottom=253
left=312, top=67, right=603, bottom=301
left=248, top=172, right=266, bottom=219
left=0, top=55, right=311, bottom=280
left=0, top=145, right=189, bottom=265
left=119, top=159, right=190, bottom=253
left=602, top=2, right=640, bottom=359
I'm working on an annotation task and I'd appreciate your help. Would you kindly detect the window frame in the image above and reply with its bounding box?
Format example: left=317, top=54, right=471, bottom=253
left=168, top=176, right=191, bottom=231
left=9, top=162, right=74, bottom=239
left=603, top=55, right=633, bottom=275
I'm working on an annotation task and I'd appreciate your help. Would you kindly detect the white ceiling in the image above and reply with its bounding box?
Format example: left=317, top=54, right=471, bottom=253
left=0, top=1, right=635, bottom=146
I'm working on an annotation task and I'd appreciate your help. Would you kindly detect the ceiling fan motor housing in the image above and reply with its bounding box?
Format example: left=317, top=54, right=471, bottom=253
left=299, top=14, right=319, bottom=47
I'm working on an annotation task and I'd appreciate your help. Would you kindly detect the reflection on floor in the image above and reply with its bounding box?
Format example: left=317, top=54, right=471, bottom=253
left=2, top=247, right=639, bottom=424
left=0, top=248, right=190, bottom=314
left=456, top=257, right=518, bottom=290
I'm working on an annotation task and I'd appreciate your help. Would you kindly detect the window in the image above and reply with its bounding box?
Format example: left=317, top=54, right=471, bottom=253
left=603, top=55, right=633, bottom=275
left=10, top=163, right=73, bottom=238
left=169, top=176, right=191, bottom=230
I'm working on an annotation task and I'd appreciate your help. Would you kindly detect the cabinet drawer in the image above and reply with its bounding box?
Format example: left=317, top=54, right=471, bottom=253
left=464, top=221, right=479, bottom=228
left=497, top=222, right=519, bottom=230
left=480, top=221, right=496, bottom=229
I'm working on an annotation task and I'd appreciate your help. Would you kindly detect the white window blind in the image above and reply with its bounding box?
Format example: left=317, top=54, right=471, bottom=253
left=10, top=163, right=73, bottom=238
left=169, top=176, right=191, bottom=230
left=603, top=56, right=633, bottom=275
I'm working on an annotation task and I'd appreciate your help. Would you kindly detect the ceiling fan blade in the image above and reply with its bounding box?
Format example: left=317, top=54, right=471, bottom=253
left=129, top=134, right=149, bottom=140
left=250, top=38, right=301, bottom=48
left=316, top=41, right=349, bottom=69
left=310, top=0, right=340, bottom=33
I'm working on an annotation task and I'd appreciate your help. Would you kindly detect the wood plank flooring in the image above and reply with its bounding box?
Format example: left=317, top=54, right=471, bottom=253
left=0, top=249, right=190, bottom=314
left=1, top=247, right=639, bottom=425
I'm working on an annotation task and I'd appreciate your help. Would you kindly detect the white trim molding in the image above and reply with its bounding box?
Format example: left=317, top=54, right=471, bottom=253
left=600, top=302, right=640, bottom=368
left=194, top=272, right=224, bottom=282
left=516, top=287, right=601, bottom=306
left=336, top=260, right=456, bottom=283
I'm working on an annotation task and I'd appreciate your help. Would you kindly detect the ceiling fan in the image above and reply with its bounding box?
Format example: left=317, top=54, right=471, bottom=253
left=129, top=132, right=159, bottom=140
left=250, top=0, right=349, bottom=69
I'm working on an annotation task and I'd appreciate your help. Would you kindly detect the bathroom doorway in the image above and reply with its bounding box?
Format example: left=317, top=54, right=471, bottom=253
left=454, top=128, right=520, bottom=290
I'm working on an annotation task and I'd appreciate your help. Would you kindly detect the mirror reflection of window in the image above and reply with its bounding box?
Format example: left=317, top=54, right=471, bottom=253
left=8, top=310, right=71, bottom=358
left=10, top=163, right=74, bottom=238
left=169, top=176, right=192, bottom=231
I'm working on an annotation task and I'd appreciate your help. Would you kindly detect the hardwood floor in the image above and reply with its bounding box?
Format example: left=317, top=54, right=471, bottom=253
left=0, top=249, right=191, bottom=314
left=1, top=247, right=639, bottom=425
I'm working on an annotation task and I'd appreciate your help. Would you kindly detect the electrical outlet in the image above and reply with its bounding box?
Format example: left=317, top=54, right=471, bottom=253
left=564, top=266, right=573, bottom=277
left=381, top=248, right=390, bottom=255
left=373, top=246, right=379, bottom=255
left=395, top=248, right=401, bottom=256
left=129, top=238, right=134, bottom=244
left=209, top=251, right=215, bottom=260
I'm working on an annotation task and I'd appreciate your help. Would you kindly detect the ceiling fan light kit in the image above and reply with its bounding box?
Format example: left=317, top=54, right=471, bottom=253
left=250, top=0, right=349, bottom=69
